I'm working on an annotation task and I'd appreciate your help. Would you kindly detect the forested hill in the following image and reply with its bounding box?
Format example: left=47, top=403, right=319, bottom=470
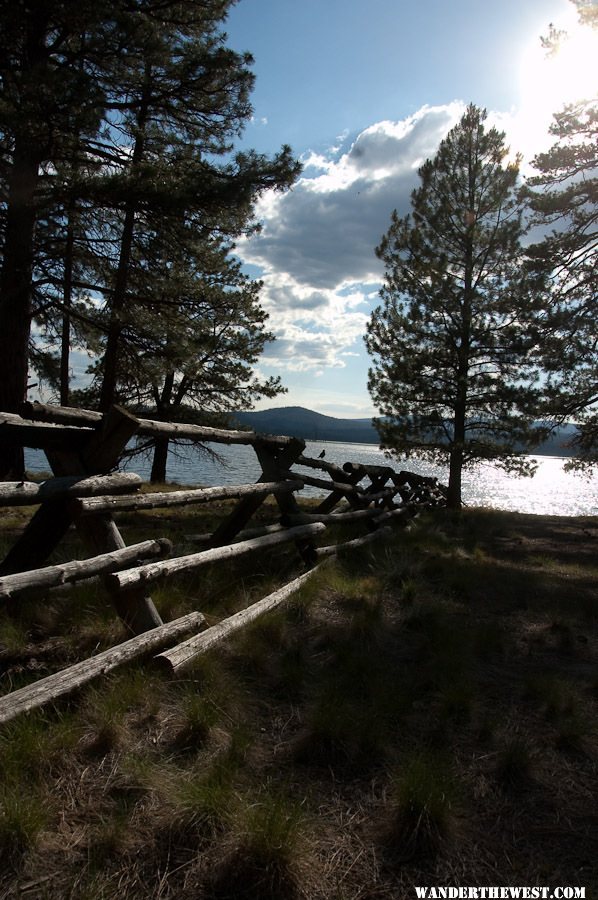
left=233, top=407, right=578, bottom=456
left=234, top=407, right=378, bottom=443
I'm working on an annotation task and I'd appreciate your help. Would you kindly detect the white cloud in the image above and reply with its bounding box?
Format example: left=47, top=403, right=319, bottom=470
left=240, top=103, right=466, bottom=375
left=244, top=102, right=464, bottom=282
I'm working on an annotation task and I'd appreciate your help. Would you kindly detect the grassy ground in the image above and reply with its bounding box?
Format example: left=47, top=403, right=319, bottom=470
left=0, top=499, right=597, bottom=898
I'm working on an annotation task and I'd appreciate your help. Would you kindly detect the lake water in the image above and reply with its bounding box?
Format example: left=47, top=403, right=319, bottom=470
left=24, top=440, right=598, bottom=517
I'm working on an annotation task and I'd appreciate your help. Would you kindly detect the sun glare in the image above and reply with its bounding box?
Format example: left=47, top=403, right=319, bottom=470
left=516, top=12, right=598, bottom=161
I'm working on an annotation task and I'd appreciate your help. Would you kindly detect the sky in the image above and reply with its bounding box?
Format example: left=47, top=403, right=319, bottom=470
left=217, top=0, right=598, bottom=419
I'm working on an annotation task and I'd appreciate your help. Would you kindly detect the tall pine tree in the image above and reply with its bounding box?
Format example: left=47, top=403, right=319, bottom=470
left=366, top=105, right=544, bottom=508
left=523, top=2, right=598, bottom=466
left=0, top=0, right=111, bottom=475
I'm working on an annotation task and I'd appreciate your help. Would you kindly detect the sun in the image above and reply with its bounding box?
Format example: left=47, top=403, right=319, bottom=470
left=515, top=10, right=598, bottom=161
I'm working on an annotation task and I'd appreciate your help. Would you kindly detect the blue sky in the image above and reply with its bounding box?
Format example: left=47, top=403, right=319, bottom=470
left=217, top=0, right=597, bottom=419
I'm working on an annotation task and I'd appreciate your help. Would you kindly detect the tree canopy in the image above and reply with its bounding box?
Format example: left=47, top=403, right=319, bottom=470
left=0, top=0, right=300, bottom=478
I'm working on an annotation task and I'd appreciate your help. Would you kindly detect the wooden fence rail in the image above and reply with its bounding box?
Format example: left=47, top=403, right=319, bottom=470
left=108, top=523, right=326, bottom=591
left=19, top=401, right=298, bottom=448
left=71, top=479, right=303, bottom=516
left=0, top=611, right=205, bottom=724
left=0, top=538, right=172, bottom=602
left=0, top=473, right=142, bottom=506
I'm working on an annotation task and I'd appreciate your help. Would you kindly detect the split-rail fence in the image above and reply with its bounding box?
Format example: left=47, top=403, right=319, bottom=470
left=0, top=402, right=446, bottom=723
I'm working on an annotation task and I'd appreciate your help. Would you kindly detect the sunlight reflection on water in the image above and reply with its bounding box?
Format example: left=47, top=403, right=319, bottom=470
left=25, top=441, right=598, bottom=517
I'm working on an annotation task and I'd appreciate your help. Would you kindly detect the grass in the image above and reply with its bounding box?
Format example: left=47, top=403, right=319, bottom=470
left=0, top=500, right=597, bottom=896
left=494, top=736, right=535, bottom=791
left=0, top=784, right=49, bottom=865
left=208, top=788, right=304, bottom=900
left=383, top=751, right=458, bottom=861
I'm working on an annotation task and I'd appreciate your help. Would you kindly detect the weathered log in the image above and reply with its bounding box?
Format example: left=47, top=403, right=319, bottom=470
left=342, top=461, right=397, bottom=479
left=355, top=487, right=399, bottom=503
left=19, top=404, right=102, bottom=427
left=281, top=508, right=382, bottom=526
left=299, top=473, right=397, bottom=507
left=155, top=568, right=320, bottom=674
left=394, top=469, right=439, bottom=487
left=0, top=413, right=93, bottom=451
left=72, top=479, right=304, bottom=517
left=253, top=442, right=317, bottom=566
left=372, top=506, right=416, bottom=526
left=21, top=401, right=299, bottom=448
left=0, top=472, right=142, bottom=507
left=299, top=473, right=362, bottom=495
left=0, top=407, right=144, bottom=578
left=185, top=522, right=286, bottom=545
left=296, top=454, right=350, bottom=480
left=0, top=538, right=172, bottom=601
left=109, top=522, right=326, bottom=591
left=342, top=462, right=433, bottom=487
left=315, top=526, right=393, bottom=558
left=81, top=405, right=141, bottom=474
left=0, top=611, right=205, bottom=724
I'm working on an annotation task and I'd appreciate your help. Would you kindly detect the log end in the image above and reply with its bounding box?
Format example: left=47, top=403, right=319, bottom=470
left=156, top=537, right=173, bottom=557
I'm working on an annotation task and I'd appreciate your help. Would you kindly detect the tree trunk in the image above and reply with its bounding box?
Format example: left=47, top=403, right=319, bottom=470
left=60, top=206, right=76, bottom=406
left=99, top=67, right=152, bottom=413
left=99, top=200, right=136, bottom=412
left=150, top=435, right=170, bottom=483
left=447, top=150, right=476, bottom=512
left=447, top=442, right=463, bottom=509
left=0, top=140, right=41, bottom=479
left=150, top=374, right=175, bottom=483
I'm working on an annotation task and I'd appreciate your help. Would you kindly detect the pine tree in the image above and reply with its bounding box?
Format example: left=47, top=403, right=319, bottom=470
left=523, top=4, right=598, bottom=466
left=75, top=227, right=284, bottom=482
left=0, top=0, right=111, bottom=476
left=366, top=105, right=543, bottom=508
left=0, top=0, right=300, bottom=480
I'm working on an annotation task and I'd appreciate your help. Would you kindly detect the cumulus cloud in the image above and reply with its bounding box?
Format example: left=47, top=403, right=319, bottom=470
left=240, top=102, right=465, bottom=375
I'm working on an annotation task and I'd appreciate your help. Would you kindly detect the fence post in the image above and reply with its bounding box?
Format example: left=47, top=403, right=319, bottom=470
left=0, top=406, right=163, bottom=634
left=206, top=437, right=317, bottom=564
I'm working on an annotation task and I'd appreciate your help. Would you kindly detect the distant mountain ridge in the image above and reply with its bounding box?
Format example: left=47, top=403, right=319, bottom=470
left=233, top=406, right=578, bottom=456
left=234, top=406, right=378, bottom=443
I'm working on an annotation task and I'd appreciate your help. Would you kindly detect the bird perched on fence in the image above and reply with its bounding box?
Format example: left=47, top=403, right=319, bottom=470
left=318, top=449, right=326, bottom=459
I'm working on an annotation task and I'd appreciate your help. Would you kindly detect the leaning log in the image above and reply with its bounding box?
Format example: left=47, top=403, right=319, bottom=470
left=0, top=611, right=205, bottom=724
left=71, top=479, right=304, bottom=517
left=0, top=538, right=173, bottom=601
left=155, top=568, right=321, bottom=674
left=0, top=472, right=142, bottom=507
left=109, top=522, right=326, bottom=591
left=315, top=526, right=393, bottom=558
